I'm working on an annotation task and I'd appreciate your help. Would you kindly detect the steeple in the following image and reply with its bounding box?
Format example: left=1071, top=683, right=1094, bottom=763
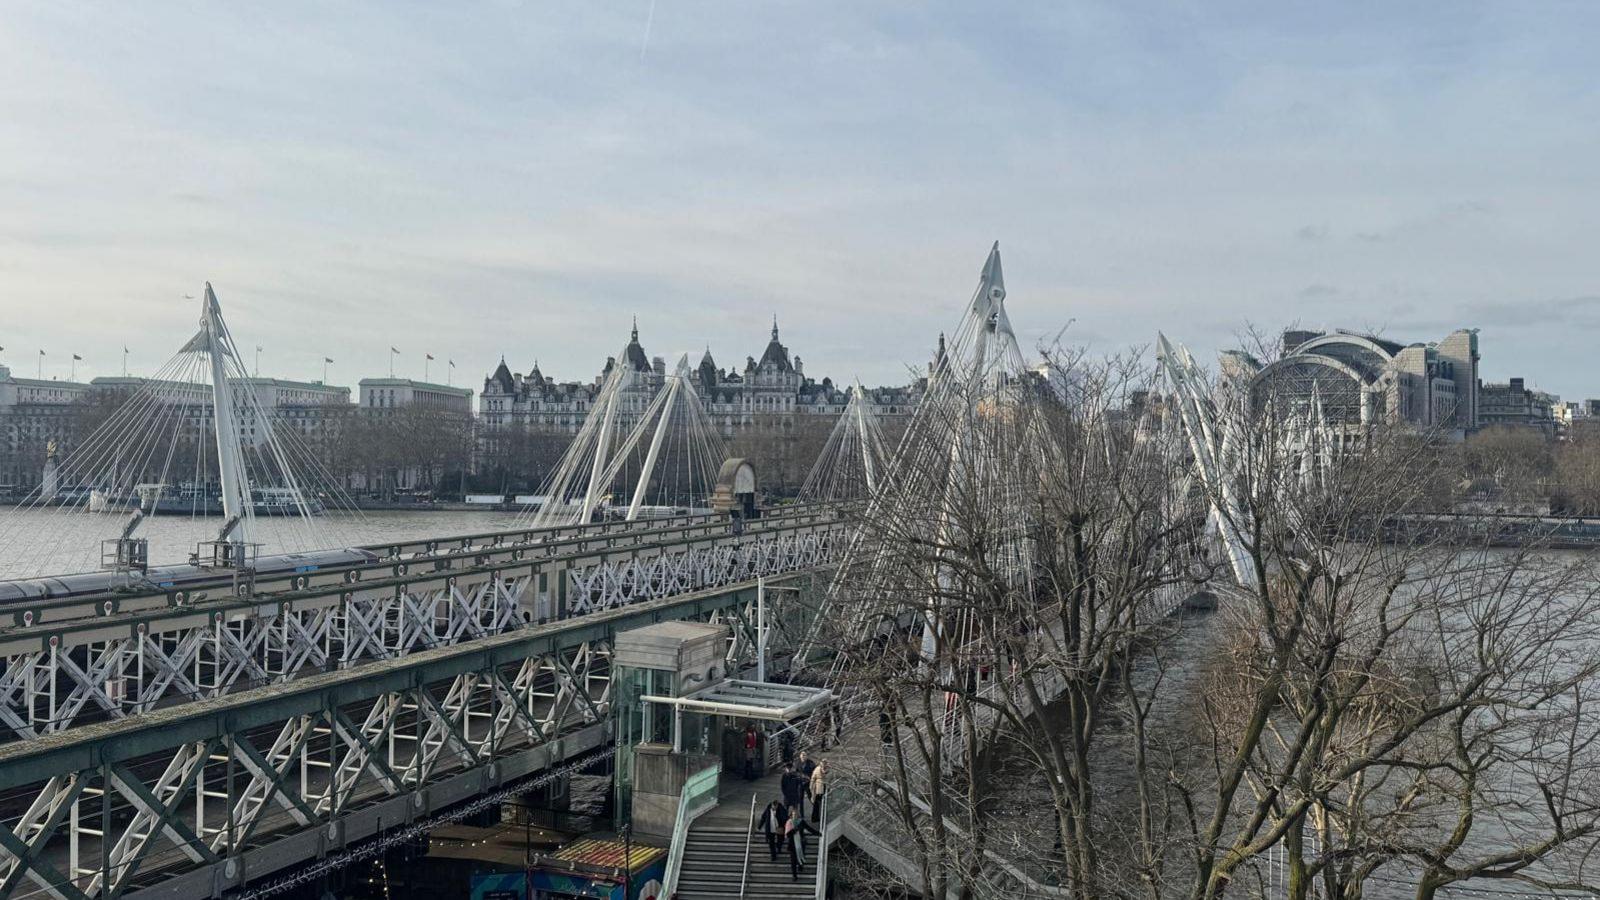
left=491, top=356, right=515, bottom=393
left=623, top=318, right=650, bottom=371
left=759, top=317, right=793, bottom=373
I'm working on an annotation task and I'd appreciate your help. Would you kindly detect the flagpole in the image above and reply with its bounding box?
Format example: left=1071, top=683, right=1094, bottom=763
left=70, top=356, right=77, bottom=381
left=123, top=347, right=128, bottom=377
left=254, top=345, right=261, bottom=378
left=424, top=355, right=431, bottom=382
left=37, top=350, right=43, bottom=379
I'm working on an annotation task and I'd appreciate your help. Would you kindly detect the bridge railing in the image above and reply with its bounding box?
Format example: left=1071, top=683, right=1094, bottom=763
left=0, top=511, right=852, bottom=742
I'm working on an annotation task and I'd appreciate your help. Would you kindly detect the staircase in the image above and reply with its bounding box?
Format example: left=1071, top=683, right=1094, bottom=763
left=674, top=822, right=817, bottom=899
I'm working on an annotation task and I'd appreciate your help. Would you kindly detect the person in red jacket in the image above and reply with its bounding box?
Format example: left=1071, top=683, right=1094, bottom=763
left=743, top=722, right=760, bottom=780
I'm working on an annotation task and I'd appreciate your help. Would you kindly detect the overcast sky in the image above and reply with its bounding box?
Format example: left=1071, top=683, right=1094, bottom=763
left=2, top=3, right=1598, bottom=398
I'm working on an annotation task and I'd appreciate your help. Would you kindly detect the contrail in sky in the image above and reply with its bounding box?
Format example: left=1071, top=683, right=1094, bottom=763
left=640, top=0, right=657, bottom=61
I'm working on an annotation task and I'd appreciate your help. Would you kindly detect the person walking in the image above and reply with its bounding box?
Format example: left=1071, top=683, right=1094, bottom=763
left=808, top=760, right=826, bottom=823
left=796, top=751, right=816, bottom=805
left=780, top=762, right=804, bottom=809
left=784, top=809, right=807, bottom=881
left=743, top=723, right=760, bottom=780
left=757, top=800, right=788, bottom=862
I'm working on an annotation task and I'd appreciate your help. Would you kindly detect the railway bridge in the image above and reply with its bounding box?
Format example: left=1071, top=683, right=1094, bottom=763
left=0, top=506, right=850, bottom=900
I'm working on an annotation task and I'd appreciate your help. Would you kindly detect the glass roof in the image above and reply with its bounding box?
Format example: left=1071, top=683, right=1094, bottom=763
left=640, top=678, right=833, bottom=722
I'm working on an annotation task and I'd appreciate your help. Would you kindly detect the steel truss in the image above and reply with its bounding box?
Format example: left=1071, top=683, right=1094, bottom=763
left=0, top=522, right=844, bottom=742
left=566, top=529, right=838, bottom=615
left=0, top=577, right=820, bottom=900
left=0, top=638, right=613, bottom=900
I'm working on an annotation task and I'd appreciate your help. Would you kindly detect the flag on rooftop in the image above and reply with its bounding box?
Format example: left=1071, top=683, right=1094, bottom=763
left=324, top=357, right=334, bottom=364
left=72, top=354, right=82, bottom=361
left=426, top=353, right=434, bottom=361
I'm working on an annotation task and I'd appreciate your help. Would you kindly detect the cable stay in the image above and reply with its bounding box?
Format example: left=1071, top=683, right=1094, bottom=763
left=523, top=354, right=728, bottom=528
left=798, top=378, right=892, bottom=502
left=798, top=242, right=1043, bottom=676
left=0, top=285, right=367, bottom=579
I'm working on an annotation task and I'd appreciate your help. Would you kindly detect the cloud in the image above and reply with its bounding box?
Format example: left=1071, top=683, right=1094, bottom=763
left=1464, top=295, right=1600, bottom=330
left=1, top=3, right=1598, bottom=400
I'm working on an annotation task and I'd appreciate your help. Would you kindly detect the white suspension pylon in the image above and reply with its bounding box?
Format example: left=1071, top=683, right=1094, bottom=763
left=855, top=379, right=881, bottom=495
left=193, top=284, right=252, bottom=546
left=532, top=353, right=726, bottom=528
left=799, top=377, right=891, bottom=502
left=627, top=368, right=681, bottom=520
left=579, top=369, right=624, bottom=523
left=1156, top=332, right=1257, bottom=588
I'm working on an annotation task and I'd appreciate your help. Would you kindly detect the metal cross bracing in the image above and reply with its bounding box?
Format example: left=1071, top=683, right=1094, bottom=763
left=2, top=503, right=846, bottom=628
left=0, top=507, right=852, bottom=742
left=0, top=575, right=817, bottom=900
left=565, top=527, right=838, bottom=615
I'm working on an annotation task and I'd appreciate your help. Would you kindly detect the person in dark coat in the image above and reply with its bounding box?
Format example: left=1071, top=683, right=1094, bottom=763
left=796, top=750, right=816, bottom=782
left=757, top=800, right=788, bottom=861
left=780, top=762, right=804, bottom=808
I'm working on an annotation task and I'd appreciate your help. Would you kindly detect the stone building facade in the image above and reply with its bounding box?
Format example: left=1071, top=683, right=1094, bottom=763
left=478, top=319, right=922, bottom=442
left=1479, top=377, right=1560, bottom=435
left=0, top=365, right=91, bottom=495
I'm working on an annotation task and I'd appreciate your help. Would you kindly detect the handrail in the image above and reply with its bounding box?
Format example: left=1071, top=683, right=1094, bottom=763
left=812, top=791, right=830, bottom=900
left=739, top=792, right=757, bottom=898
left=867, top=776, right=1071, bottom=897
left=662, top=762, right=722, bottom=896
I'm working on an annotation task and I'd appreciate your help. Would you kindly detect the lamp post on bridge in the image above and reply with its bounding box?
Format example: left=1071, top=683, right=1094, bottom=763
left=756, top=577, right=804, bottom=684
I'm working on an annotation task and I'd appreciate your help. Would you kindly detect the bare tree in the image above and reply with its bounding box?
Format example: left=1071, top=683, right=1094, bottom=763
left=815, top=336, right=1600, bottom=900
left=1174, top=379, right=1600, bottom=900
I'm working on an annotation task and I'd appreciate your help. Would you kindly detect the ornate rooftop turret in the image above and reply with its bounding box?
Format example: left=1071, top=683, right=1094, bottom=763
left=698, top=346, right=719, bottom=391
left=490, top=357, right=515, bottom=394
left=623, top=317, right=651, bottom=372
left=758, top=316, right=793, bottom=373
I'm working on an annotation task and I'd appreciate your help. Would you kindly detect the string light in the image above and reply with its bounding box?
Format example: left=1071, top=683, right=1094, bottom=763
left=233, top=747, right=613, bottom=900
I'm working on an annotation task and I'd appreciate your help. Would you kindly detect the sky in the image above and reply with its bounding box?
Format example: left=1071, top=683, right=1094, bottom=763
left=2, top=3, right=1598, bottom=398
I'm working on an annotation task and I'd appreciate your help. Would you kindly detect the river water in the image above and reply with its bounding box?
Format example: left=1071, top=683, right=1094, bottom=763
left=4, top=508, right=1590, bottom=898
left=978, top=553, right=1599, bottom=899
left=0, top=507, right=529, bottom=580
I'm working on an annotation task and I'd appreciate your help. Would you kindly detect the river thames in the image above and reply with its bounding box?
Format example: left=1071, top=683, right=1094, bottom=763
left=0, top=507, right=527, bottom=580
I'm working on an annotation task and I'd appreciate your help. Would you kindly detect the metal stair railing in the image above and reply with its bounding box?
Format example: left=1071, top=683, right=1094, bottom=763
left=812, top=790, right=831, bottom=900
left=662, top=761, right=722, bottom=897
left=862, top=776, right=1071, bottom=898
left=739, top=792, right=757, bottom=898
